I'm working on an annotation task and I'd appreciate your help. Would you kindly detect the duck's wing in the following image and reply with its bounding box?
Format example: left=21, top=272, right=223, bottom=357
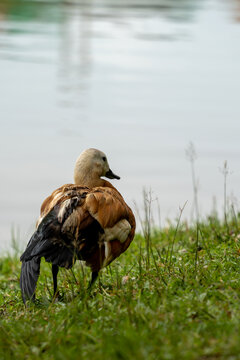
left=85, top=187, right=131, bottom=228
left=20, top=185, right=135, bottom=300
left=22, top=185, right=135, bottom=265
left=20, top=190, right=90, bottom=302
left=83, top=187, right=136, bottom=268
left=43, top=186, right=136, bottom=268
left=48, top=186, right=136, bottom=256
left=20, top=190, right=90, bottom=268
left=37, top=184, right=89, bottom=227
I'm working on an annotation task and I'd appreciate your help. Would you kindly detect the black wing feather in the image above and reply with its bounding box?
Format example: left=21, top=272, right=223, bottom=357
left=20, top=257, right=41, bottom=303
left=20, top=195, right=84, bottom=302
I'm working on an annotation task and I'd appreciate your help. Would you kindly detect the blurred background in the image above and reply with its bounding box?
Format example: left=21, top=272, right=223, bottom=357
left=0, top=0, right=240, bottom=252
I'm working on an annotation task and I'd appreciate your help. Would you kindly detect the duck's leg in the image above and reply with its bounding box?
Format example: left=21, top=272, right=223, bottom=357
left=88, top=271, right=99, bottom=290
left=52, top=264, right=59, bottom=297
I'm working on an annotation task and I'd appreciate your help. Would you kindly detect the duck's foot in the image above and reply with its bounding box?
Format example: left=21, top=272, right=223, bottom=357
left=53, top=291, right=64, bottom=303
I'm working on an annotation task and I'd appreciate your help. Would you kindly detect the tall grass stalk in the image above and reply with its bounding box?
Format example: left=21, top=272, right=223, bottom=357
left=194, top=223, right=199, bottom=277
left=167, top=201, right=187, bottom=269
left=143, top=189, right=152, bottom=268
left=186, top=142, right=199, bottom=223
left=135, top=189, right=154, bottom=269
left=231, top=204, right=239, bottom=232
left=199, top=226, right=212, bottom=260
left=219, top=160, right=230, bottom=227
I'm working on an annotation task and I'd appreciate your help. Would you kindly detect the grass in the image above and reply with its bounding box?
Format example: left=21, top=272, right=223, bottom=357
left=1, top=213, right=240, bottom=360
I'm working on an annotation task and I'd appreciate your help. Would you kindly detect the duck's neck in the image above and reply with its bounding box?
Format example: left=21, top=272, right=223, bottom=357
left=74, top=170, right=106, bottom=188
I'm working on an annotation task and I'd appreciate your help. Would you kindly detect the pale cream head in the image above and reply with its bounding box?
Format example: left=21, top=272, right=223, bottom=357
left=74, top=148, right=120, bottom=187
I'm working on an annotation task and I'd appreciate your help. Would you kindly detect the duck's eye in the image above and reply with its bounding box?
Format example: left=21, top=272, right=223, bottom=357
left=102, top=157, right=106, bottom=162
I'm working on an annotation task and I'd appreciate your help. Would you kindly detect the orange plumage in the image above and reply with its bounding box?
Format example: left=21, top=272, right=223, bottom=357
left=20, top=149, right=135, bottom=303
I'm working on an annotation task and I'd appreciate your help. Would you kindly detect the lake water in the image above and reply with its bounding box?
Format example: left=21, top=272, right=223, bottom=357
left=1, top=0, right=240, bottom=253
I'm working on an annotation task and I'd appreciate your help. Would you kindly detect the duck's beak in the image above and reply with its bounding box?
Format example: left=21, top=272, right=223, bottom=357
left=105, top=169, right=120, bottom=180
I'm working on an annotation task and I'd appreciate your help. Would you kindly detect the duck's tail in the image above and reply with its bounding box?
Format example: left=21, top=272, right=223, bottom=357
left=20, top=257, right=41, bottom=303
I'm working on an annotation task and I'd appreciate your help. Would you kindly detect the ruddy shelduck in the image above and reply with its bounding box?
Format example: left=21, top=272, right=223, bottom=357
left=20, top=148, right=136, bottom=303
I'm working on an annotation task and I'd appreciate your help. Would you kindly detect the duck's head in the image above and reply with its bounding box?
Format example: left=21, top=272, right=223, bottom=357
left=74, top=148, right=120, bottom=187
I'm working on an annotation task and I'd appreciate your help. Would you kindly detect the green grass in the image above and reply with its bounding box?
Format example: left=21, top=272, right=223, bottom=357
left=1, top=215, right=240, bottom=360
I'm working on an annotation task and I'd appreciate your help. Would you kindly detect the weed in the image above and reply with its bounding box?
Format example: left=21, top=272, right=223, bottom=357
left=1, top=213, right=240, bottom=359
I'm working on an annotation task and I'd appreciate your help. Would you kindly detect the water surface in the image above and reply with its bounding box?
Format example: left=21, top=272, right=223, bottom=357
left=1, top=0, right=240, bottom=252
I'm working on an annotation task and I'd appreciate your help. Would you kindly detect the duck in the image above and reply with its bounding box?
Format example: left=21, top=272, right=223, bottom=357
left=20, top=148, right=136, bottom=303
